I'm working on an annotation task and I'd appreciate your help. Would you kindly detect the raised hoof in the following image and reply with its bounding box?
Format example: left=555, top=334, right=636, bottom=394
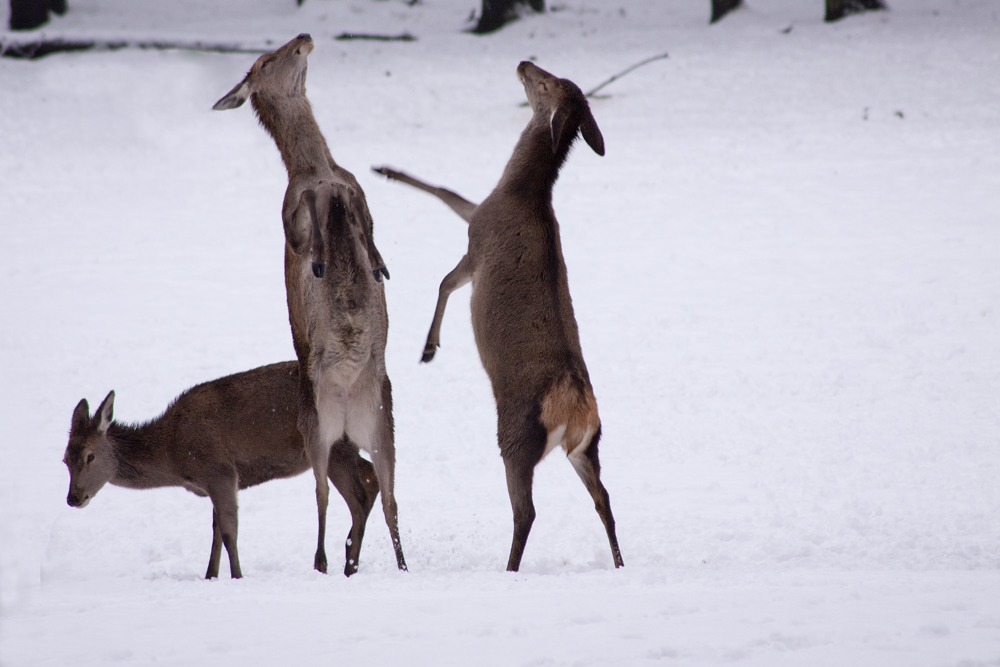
left=420, top=347, right=436, bottom=363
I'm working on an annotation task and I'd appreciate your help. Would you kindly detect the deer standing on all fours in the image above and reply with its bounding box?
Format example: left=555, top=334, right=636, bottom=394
left=213, top=34, right=405, bottom=574
left=64, top=362, right=381, bottom=579
left=375, top=61, right=623, bottom=572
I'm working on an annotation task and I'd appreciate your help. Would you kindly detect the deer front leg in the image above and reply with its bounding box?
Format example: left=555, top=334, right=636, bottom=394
left=206, top=507, right=224, bottom=580
left=422, top=254, right=473, bottom=363
left=207, top=473, right=242, bottom=579
left=326, top=437, right=379, bottom=576
left=346, top=195, right=390, bottom=283
left=372, top=166, right=478, bottom=224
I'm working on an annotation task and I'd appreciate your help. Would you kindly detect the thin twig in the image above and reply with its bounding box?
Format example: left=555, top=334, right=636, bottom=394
left=583, top=51, right=669, bottom=99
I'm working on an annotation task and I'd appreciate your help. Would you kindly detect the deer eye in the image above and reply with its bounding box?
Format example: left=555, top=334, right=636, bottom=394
left=86, top=453, right=95, bottom=464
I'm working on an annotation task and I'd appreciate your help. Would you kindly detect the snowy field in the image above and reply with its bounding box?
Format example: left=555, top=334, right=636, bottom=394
left=2, top=0, right=999, bottom=664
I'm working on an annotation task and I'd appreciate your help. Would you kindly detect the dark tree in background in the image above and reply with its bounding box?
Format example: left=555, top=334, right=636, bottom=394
left=825, top=0, right=886, bottom=22
left=711, top=0, right=886, bottom=24
left=473, top=0, right=544, bottom=35
left=9, top=0, right=66, bottom=30
left=710, top=0, right=743, bottom=24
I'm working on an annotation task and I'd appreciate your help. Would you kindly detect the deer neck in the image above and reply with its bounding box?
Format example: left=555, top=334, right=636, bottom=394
left=252, top=93, right=336, bottom=178
left=107, top=421, right=174, bottom=490
left=496, top=117, right=572, bottom=200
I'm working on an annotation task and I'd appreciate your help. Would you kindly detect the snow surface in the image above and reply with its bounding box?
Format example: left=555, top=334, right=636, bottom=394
left=2, top=0, right=999, bottom=664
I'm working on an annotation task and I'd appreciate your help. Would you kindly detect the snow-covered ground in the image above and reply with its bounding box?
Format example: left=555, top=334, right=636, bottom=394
left=2, top=0, right=999, bottom=664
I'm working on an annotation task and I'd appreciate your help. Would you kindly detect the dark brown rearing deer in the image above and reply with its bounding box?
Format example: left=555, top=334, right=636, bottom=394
left=213, top=34, right=405, bottom=574
left=63, top=362, right=381, bottom=579
left=374, top=62, right=623, bottom=572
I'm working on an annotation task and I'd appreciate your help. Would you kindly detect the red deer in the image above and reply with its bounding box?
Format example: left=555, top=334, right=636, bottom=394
left=374, top=62, right=623, bottom=571
left=64, top=362, right=380, bottom=578
left=213, top=34, right=406, bottom=574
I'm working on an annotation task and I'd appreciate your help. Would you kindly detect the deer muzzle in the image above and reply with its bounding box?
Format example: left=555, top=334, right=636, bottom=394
left=67, top=491, right=91, bottom=508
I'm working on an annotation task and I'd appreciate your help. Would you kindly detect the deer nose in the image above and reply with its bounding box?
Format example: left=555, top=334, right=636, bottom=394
left=67, top=492, right=84, bottom=507
left=298, top=33, right=312, bottom=42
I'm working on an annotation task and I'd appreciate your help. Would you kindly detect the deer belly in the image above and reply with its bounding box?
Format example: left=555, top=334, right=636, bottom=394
left=312, top=362, right=380, bottom=453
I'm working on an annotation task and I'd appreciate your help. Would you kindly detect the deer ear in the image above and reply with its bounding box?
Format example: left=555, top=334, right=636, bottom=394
left=550, top=107, right=570, bottom=154
left=95, top=391, right=115, bottom=434
left=580, top=108, right=605, bottom=156
left=212, top=79, right=251, bottom=111
left=71, top=399, right=90, bottom=433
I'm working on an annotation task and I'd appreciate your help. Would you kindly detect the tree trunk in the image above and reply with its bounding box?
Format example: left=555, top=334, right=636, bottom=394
left=825, top=0, right=886, bottom=22
left=9, top=0, right=67, bottom=31
left=710, top=0, right=743, bottom=24
left=473, top=0, right=544, bottom=35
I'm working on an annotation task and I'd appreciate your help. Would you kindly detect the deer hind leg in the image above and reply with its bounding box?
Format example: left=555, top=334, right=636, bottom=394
left=500, top=408, right=548, bottom=572
left=503, top=455, right=537, bottom=572
left=207, top=473, right=242, bottom=578
left=374, top=377, right=407, bottom=571
left=371, top=441, right=407, bottom=572
left=347, top=375, right=407, bottom=571
left=326, top=437, right=379, bottom=576
left=301, top=374, right=344, bottom=574
left=422, top=254, right=472, bottom=363
left=567, top=427, right=624, bottom=568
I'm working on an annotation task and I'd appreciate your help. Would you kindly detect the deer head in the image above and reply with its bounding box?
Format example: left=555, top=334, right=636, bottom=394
left=212, top=34, right=315, bottom=111
left=517, top=61, right=604, bottom=157
left=64, top=391, right=117, bottom=508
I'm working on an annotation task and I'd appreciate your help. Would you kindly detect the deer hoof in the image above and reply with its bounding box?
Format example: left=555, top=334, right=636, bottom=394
left=312, top=262, right=326, bottom=279
left=314, top=554, right=328, bottom=574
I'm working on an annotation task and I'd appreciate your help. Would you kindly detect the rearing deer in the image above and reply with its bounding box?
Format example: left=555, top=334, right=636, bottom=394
left=374, top=62, right=623, bottom=571
left=213, top=34, right=406, bottom=574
